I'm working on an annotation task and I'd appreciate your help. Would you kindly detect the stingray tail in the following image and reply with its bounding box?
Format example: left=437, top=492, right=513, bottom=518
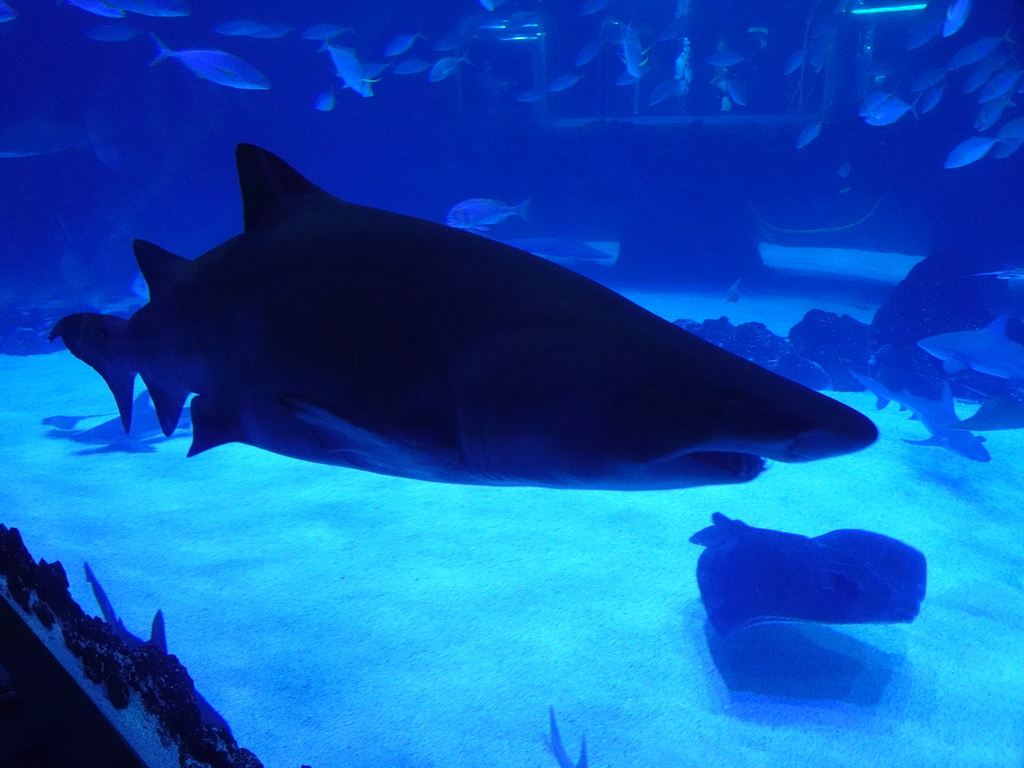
left=50, top=313, right=137, bottom=433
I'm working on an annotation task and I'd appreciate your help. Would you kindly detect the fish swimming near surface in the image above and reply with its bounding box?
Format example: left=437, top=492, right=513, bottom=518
left=50, top=144, right=877, bottom=490
left=148, top=34, right=271, bottom=90
left=690, top=513, right=927, bottom=636
left=917, top=316, right=1024, bottom=380
left=445, top=197, right=530, bottom=231
left=850, top=371, right=990, bottom=461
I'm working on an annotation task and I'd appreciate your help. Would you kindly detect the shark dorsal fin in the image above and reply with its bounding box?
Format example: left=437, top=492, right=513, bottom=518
left=984, top=315, right=1009, bottom=337
left=134, top=240, right=190, bottom=303
left=236, top=143, right=325, bottom=232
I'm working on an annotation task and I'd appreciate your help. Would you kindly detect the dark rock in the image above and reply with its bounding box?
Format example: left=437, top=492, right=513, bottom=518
left=675, top=317, right=830, bottom=391
left=0, top=524, right=265, bottom=768
left=871, top=250, right=1006, bottom=348
left=789, top=310, right=873, bottom=391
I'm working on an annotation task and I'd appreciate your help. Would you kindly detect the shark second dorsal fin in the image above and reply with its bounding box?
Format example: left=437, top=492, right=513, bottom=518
left=235, top=143, right=326, bottom=232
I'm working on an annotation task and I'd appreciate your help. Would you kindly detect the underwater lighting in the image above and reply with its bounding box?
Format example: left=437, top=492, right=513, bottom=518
left=850, top=3, right=927, bottom=14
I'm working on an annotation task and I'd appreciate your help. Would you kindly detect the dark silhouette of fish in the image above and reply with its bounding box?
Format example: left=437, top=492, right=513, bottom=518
left=83, top=562, right=231, bottom=734
left=690, top=513, right=926, bottom=635
left=51, top=144, right=876, bottom=490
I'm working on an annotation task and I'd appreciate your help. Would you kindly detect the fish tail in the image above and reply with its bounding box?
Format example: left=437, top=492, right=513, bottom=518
left=50, top=313, right=137, bottom=433
left=514, top=198, right=531, bottom=221
left=147, top=32, right=173, bottom=66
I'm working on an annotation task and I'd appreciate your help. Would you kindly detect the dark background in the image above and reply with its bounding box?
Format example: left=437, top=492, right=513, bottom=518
left=0, top=0, right=1021, bottom=308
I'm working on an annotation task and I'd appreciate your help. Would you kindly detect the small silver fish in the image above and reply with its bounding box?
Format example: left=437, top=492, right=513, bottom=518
left=313, top=88, right=335, bottom=111
left=547, top=73, right=581, bottom=93
left=67, top=0, right=125, bottom=18
left=948, top=35, right=1003, bottom=70
left=115, top=0, right=189, bottom=18
left=383, top=33, right=424, bottom=57
left=326, top=45, right=376, bottom=97
left=943, top=136, right=998, bottom=168
left=796, top=120, right=822, bottom=149
left=445, top=198, right=530, bottom=231
left=942, top=0, right=971, bottom=38
left=149, top=34, right=270, bottom=89
left=575, top=40, right=603, bottom=67
left=974, top=98, right=1007, bottom=132
left=301, top=23, right=350, bottom=41
left=429, top=55, right=468, bottom=83
left=707, top=48, right=745, bottom=67
left=391, top=58, right=431, bottom=75
left=977, top=69, right=1022, bottom=103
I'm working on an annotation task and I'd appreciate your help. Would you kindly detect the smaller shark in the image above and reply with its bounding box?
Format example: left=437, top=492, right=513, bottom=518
left=850, top=371, right=990, bottom=462
left=917, top=316, right=1024, bottom=380
left=83, top=563, right=231, bottom=734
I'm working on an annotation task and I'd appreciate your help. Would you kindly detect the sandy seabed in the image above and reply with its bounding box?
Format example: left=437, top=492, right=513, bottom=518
left=1, top=289, right=1022, bottom=768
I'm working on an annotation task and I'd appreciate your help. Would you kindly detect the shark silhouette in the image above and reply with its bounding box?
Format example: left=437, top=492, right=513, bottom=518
left=50, top=144, right=876, bottom=490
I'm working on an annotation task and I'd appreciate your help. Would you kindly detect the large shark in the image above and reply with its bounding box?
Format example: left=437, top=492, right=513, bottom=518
left=51, top=145, right=877, bottom=490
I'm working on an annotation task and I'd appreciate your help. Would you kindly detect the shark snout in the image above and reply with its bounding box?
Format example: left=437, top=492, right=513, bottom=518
left=769, top=412, right=879, bottom=463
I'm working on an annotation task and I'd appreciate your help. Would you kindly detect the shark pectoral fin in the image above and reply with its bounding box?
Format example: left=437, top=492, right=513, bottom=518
left=279, top=394, right=444, bottom=474
left=279, top=394, right=401, bottom=466
left=903, top=437, right=942, bottom=446
left=140, top=374, right=189, bottom=437
left=50, top=313, right=136, bottom=432
left=187, top=394, right=244, bottom=456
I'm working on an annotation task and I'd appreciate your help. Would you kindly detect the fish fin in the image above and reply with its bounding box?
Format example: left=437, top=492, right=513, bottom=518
left=140, top=373, right=189, bottom=437
left=187, top=394, right=244, bottom=456
left=50, top=313, right=136, bottom=432
left=903, top=437, right=942, bottom=446
left=149, top=610, right=167, bottom=653
left=689, top=512, right=743, bottom=546
left=84, top=562, right=119, bottom=626
left=235, top=143, right=327, bottom=232
left=942, top=358, right=966, bottom=375
left=147, top=33, right=174, bottom=66
left=514, top=198, right=531, bottom=221
left=133, top=240, right=191, bottom=303
left=984, top=315, right=1009, bottom=337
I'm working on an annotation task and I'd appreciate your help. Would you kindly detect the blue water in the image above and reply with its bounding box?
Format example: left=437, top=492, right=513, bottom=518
left=2, top=0, right=1024, bottom=766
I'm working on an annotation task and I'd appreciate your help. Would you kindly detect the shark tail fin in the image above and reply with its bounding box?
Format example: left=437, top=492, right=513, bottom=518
left=50, top=313, right=137, bottom=432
